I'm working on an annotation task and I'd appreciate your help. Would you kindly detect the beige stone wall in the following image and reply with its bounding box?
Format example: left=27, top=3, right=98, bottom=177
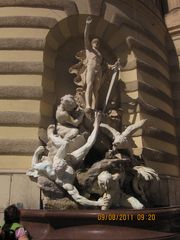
left=0, top=0, right=179, bottom=208
left=165, top=0, right=180, bottom=160
left=0, top=173, right=40, bottom=219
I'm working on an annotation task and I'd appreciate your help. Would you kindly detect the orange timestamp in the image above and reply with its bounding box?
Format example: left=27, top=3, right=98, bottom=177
left=97, top=213, right=156, bottom=221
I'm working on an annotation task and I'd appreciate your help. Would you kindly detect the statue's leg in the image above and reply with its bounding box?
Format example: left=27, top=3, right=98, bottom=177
left=92, top=70, right=102, bottom=109
left=62, top=182, right=101, bottom=207
left=85, top=66, right=95, bottom=109
left=70, top=112, right=100, bottom=165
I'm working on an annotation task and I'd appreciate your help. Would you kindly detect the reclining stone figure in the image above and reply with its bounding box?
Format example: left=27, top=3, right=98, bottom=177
left=29, top=112, right=109, bottom=208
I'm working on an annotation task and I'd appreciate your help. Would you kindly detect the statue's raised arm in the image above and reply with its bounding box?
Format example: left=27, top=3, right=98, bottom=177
left=70, top=16, right=106, bottom=110
left=84, top=16, right=92, bottom=50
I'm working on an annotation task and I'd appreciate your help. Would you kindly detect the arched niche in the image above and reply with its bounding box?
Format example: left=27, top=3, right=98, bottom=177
left=40, top=14, right=136, bottom=131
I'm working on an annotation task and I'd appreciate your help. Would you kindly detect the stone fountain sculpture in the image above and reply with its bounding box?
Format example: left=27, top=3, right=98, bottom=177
left=27, top=16, right=159, bottom=210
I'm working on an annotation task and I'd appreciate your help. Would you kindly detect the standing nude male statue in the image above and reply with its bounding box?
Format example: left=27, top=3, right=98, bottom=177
left=84, top=16, right=103, bottom=110
left=69, top=16, right=120, bottom=111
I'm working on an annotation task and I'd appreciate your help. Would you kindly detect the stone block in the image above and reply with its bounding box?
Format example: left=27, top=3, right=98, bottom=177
left=0, top=175, right=11, bottom=209
left=10, top=174, right=40, bottom=209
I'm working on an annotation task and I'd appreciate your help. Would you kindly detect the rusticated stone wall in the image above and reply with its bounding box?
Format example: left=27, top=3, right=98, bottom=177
left=165, top=0, right=180, bottom=158
left=0, top=0, right=179, bottom=211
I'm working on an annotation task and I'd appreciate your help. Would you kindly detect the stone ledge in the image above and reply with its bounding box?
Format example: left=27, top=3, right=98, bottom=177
left=20, top=207, right=180, bottom=240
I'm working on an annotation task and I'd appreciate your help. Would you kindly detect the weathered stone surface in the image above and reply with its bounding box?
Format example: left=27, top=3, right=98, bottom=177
left=43, top=198, right=78, bottom=210
left=139, top=98, right=174, bottom=125
left=0, top=175, right=11, bottom=209
left=0, top=139, right=39, bottom=154
left=10, top=174, right=40, bottom=209
left=38, top=176, right=65, bottom=198
left=74, top=0, right=103, bottom=16
left=0, top=0, right=179, bottom=209
left=0, top=0, right=78, bottom=15
left=0, top=38, right=45, bottom=50
left=142, top=148, right=179, bottom=166
left=0, top=62, right=43, bottom=74
left=0, top=16, right=57, bottom=28
left=0, top=111, right=40, bottom=126
left=0, top=86, right=42, bottom=99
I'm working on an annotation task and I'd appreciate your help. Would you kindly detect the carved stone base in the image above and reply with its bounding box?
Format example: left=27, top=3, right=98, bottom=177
left=43, top=197, right=79, bottom=210
left=21, top=207, right=180, bottom=240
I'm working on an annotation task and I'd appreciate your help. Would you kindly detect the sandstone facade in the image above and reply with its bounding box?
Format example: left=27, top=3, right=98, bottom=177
left=0, top=0, right=179, bottom=213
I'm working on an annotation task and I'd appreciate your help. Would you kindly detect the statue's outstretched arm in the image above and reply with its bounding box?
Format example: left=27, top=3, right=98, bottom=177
left=84, top=16, right=92, bottom=50
left=62, top=183, right=105, bottom=207
left=70, top=112, right=101, bottom=165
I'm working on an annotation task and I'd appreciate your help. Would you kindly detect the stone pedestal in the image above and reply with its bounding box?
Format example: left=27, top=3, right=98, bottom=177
left=20, top=207, right=180, bottom=240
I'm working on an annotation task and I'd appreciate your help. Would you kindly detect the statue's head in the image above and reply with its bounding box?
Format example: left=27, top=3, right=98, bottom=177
left=60, top=94, right=77, bottom=112
left=98, top=170, right=121, bottom=193
left=91, top=38, right=100, bottom=49
left=97, top=171, right=112, bottom=191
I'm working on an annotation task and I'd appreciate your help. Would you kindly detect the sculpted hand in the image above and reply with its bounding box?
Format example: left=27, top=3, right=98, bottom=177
left=97, top=196, right=110, bottom=207
left=86, top=16, right=93, bottom=24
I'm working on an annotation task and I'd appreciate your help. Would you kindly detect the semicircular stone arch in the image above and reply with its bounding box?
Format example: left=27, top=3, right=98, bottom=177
left=40, top=0, right=179, bottom=177
left=40, top=13, right=137, bottom=140
left=0, top=0, right=179, bottom=211
left=0, top=0, right=178, bottom=179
